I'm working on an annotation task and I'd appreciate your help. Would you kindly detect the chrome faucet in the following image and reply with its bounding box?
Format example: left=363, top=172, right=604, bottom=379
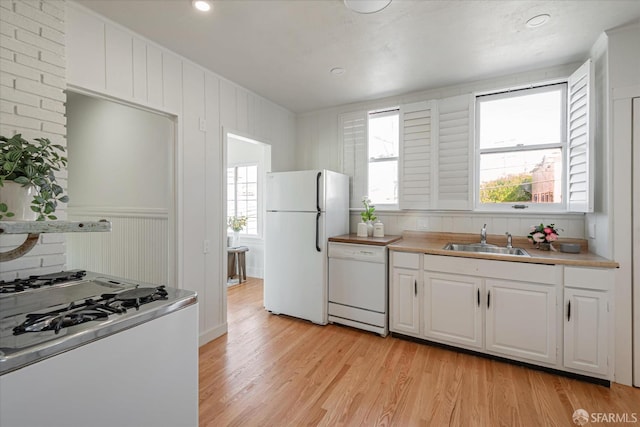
left=480, top=224, right=487, bottom=245
left=505, top=232, right=513, bottom=249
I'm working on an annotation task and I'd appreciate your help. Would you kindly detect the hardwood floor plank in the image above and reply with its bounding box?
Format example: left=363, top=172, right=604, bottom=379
left=199, top=278, right=640, bottom=426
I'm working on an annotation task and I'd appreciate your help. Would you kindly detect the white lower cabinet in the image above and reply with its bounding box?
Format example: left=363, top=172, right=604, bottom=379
left=422, top=272, right=483, bottom=349
left=485, top=279, right=557, bottom=364
left=389, top=252, right=613, bottom=380
left=563, top=266, right=612, bottom=376
left=390, top=267, right=420, bottom=335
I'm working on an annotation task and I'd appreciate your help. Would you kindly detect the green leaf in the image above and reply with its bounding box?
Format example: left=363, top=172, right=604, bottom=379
left=6, top=212, right=14, bottom=217
left=47, top=214, right=57, bottom=220
left=58, top=195, right=69, bottom=203
left=30, top=206, right=40, bottom=212
left=6, top=150, right=22, bottom=162
left=13, top=176, right=29, bottom=184
left=0, top=203, right=7, bottom=212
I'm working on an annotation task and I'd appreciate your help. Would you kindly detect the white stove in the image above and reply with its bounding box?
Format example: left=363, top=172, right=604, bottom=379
left=0, top=270, right=199, bottom=427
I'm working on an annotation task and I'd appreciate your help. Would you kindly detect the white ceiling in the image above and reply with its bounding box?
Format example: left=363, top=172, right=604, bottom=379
left=75, top=0, right=640, bottom=114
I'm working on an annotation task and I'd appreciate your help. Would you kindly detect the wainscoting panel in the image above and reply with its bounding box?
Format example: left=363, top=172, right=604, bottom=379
left=67, top=208, right=169, bottom=285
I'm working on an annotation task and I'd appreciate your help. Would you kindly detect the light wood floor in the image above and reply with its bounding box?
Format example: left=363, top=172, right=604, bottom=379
left=199, top=278, right=639, bottom=426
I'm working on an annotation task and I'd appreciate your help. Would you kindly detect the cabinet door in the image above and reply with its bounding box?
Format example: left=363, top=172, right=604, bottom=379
left=390, top=268, right=420, bottom=336
left=564, top=288, right=608, bottom=375
left=423, top=272, right=483, bottom=349
left=485, top=279, right=557, bottom=364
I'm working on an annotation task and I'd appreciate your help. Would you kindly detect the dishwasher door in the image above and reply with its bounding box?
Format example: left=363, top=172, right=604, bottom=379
left=328, top=243, right=387, bottom=335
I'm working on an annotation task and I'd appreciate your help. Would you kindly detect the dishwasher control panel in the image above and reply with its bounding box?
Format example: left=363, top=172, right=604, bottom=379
left=327, top=242, right=385, bottom=262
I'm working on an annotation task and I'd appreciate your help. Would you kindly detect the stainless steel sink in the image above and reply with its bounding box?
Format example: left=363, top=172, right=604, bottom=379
left=442, top=243, right=530, bottom=257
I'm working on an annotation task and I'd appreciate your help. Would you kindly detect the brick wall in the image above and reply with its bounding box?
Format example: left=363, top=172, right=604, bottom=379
left=0, top=0, right=67, bottom=279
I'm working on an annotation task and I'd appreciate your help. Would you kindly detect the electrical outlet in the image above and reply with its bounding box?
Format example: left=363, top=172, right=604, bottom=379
left=199, top=117, right=207, bottom=132
left=203, top=240, right=210, bottom=254
left=588, top=222, right=596, bottom=239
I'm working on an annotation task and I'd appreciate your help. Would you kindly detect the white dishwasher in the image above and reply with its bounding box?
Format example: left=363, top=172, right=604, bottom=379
left=328, top=241, right=391, bottom=336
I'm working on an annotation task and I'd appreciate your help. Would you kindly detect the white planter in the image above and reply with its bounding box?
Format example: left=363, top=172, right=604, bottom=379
left=0, top=181, right=37, bottom=221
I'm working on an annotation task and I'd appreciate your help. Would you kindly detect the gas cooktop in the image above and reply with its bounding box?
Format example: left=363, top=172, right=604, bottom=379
left=0, top=271, right=197, bottom=376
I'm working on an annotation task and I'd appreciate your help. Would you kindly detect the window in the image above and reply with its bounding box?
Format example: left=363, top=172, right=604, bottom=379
left=476, top=84, right=567, bottom=210
left=227, top=164, right=258, bottom=235
left=367, top=109, right=399, bottom=206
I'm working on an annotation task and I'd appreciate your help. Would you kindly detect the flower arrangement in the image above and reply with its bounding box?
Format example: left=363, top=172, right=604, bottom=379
left=360, top=196, right=376, bottom=222
left=527, top=223, right=561, bottom=245
left=227, top=216, right=247, bottom=232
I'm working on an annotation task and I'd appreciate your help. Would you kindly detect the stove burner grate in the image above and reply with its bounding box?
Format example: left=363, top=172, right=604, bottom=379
left=0, top=270, right=86, bottom=294
left=12, top=286, right=168, bottom=335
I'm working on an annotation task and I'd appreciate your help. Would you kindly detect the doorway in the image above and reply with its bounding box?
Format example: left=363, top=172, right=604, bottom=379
left=65, top=91, right=177, bottom=285
left=224, top=132, right=271, bottom=288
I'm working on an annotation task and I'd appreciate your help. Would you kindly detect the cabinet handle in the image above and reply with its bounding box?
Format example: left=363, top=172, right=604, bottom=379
left=567, top=300, right=571, bottom=322
left=487, top=290, right=491, bottom=309
left=477, top=288, right=480, bottom=307
left=414, top=279, right=417, bottom=296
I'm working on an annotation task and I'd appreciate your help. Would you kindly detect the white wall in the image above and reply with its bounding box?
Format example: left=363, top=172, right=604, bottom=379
left=227, top=135, right=268, bottom=278
left=2, top=0, right=296, bottom=346
left=0, top=0, right=67, bottom=280
left=296, top=63, right=587, bottom=240
left=65, top=92, right=172, bottom=210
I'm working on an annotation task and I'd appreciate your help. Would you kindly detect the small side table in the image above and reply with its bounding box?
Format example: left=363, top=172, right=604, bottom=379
left=227, top=246, right=249, bottom=283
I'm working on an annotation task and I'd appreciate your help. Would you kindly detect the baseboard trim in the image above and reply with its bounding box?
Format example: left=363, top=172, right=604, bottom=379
left=199, top=323, right=228, bottom=346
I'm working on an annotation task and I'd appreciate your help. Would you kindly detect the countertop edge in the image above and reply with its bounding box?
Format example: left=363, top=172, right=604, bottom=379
left=387, top=241, right=619, bottom=269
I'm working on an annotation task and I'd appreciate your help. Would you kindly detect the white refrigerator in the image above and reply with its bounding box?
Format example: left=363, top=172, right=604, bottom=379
left=264, top=169, right=349, bottom=324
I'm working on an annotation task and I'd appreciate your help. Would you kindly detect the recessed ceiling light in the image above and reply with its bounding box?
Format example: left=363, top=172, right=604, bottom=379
left=344, top=0, right=391, bottom=14
left=192, top=0, right=212, bottom=12
left=526, top=14, right=550, bottom=28
left=330, top=67, right=346, bottom=76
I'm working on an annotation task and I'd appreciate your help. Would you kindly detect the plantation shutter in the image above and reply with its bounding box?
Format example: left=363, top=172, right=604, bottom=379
left=566, top=59, right=594, bottom=213
left=399, top=101, right=435, bottom=209
left=339, top=110, right=368, bottom=208
left=435, top=94, right=473, bottom=210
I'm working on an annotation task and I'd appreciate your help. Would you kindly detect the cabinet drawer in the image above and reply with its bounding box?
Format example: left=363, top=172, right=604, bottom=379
left=392, top=251, right=420, bottom=269
left=564, top=267, right=613, bottom=291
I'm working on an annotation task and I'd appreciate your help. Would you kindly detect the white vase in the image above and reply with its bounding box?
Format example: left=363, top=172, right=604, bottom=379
left=366, top=220, right=374, bottom=237
left=232, top=231, right=240, bottom=247
left=0, top=181, right=37, bottom=221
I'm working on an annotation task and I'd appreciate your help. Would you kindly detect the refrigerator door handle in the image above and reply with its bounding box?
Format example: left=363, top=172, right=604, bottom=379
left=316, top=171, right=322, bottom=212
left=315, top=212, right=321, bottom=252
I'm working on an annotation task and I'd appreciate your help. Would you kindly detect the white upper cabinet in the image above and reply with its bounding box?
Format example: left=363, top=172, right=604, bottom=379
left=435, top=94, right=474, bottom=210
left=399, top=101, right=435, bottom=209
left=566, top=59, right=594, bottom=213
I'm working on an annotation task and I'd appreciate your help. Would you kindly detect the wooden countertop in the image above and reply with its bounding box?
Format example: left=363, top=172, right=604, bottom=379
left=329, top=234, right=402, bottom=246
left=386, top=231, right=619, bottom=269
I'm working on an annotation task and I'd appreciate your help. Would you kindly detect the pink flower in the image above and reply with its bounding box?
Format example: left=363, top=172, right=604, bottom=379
left=544, top=227, right=552, bottom=234
left=546, top=233, right=558, bottom=242
left=530, top=226, right=537, bottom=233
left=532, top=232, right=546, bottom=243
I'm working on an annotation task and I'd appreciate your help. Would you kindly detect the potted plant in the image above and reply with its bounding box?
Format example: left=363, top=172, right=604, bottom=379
left=0, top=134, right=69, bottom=221
left=227, top=215, right=247, bottom=246
left=359, top=196, right=377, bottom=236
